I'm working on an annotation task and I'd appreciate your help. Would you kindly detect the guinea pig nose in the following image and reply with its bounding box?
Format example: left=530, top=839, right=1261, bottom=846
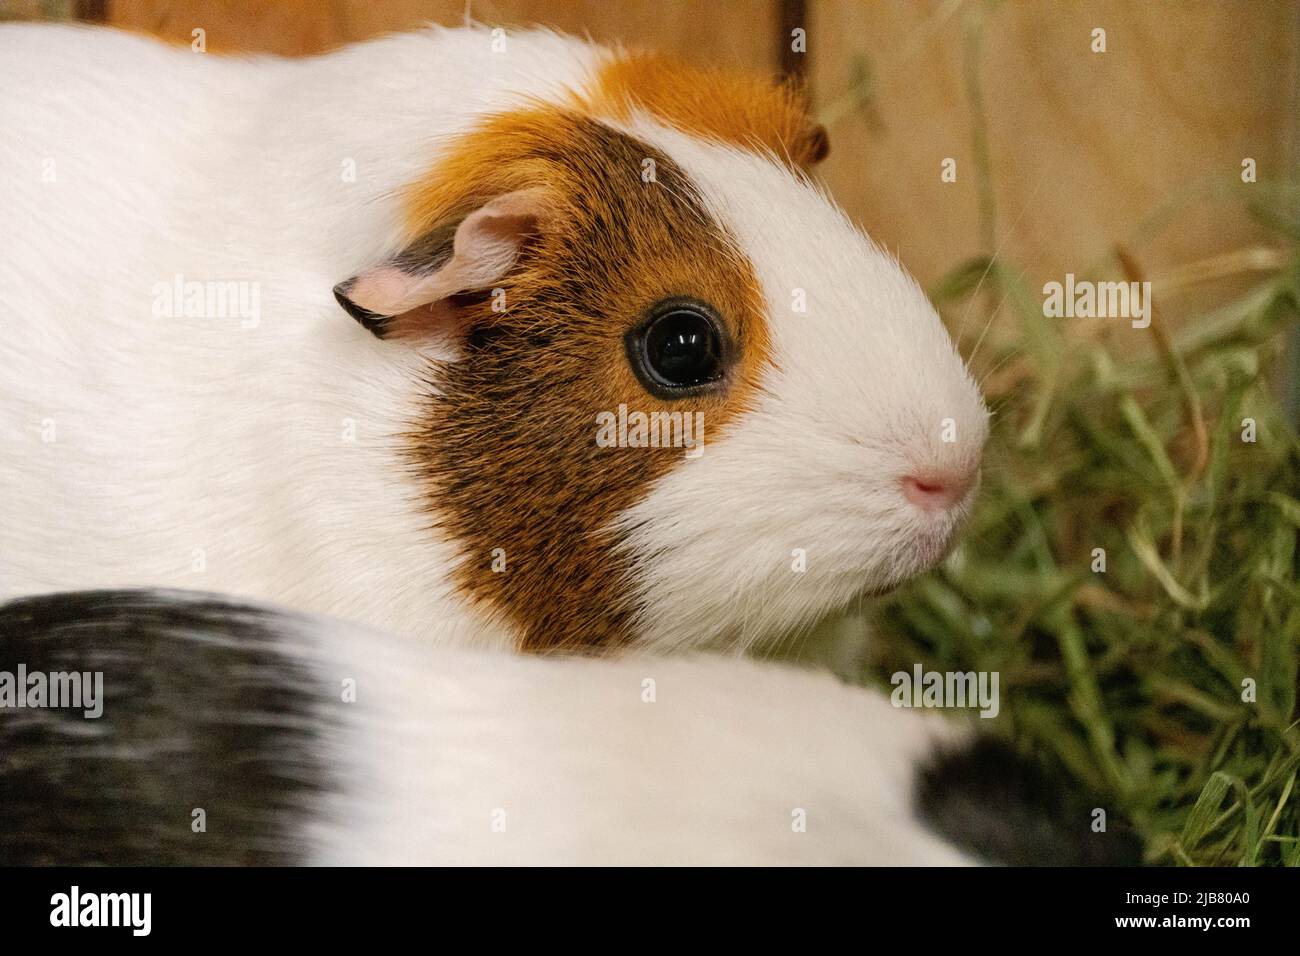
left=900, top=469, right=975, bottom=512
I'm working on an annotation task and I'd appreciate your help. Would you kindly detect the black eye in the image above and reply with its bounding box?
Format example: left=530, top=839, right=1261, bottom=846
left=626, top=299, right=727, bottom=397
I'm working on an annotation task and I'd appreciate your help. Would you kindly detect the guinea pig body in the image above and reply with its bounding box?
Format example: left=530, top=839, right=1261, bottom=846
left=0, top=25, right=988, bottom=652
left=0, top=589, right=974, bottom=866
left=3, top=589, right=1148, bottom=866
left=0, top=589, right=1143, bottom=866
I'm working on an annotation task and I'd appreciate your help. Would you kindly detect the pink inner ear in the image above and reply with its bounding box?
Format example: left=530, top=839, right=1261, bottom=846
left=346, top=266, right=427, bottom=315
left=451, top=196, right=542, bottom=289
left=344, top=189, right=550, bottom=320
left=380, top=299, right=470, bottom=347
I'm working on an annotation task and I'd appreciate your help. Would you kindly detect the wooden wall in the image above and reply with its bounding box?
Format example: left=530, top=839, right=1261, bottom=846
left=6, top=0, right=1297, bottom=328
left=101, top=0, right=779, bottom=65
left=811, top=1, right=1298, bottom=300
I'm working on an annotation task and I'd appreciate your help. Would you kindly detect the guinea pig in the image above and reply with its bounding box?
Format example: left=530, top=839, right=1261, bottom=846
left=0, top=24, right=988, bottom=653
left=0, top=589, right=1140, bottom=866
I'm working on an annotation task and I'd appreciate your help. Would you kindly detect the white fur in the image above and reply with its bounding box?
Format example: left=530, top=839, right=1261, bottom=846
left=614, top=123, right=988, bottom=651
left=0, top=24, right=986, bottom=650
left=0, top=25, right=599, bottom=646
left=272, top=612, right=974, bottom=865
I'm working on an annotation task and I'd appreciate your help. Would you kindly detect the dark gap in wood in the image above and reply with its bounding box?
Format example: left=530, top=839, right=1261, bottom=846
left=76, top=0, right=107, bottom=23
left=777, top=0, right=809, bottom=84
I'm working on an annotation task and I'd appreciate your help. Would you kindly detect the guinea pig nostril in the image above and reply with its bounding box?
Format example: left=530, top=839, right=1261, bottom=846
left=901, top=472, right=973, bottom=511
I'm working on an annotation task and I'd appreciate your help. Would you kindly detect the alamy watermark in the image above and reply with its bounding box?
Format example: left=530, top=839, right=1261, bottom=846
left=890, top=664, right=999, bottom=718
left=1043, top=273, right=1150, bottom=328
left=50, top=886, right=151, bottom=936
left=151, top=273, right=261, bottom=328
left=595, top=403, right=704, bottom=457
left=0, top=665, right=103, bottom=719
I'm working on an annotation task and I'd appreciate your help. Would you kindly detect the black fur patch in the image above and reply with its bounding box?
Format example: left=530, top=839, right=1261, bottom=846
left=0, top=590, right=328, bottom=865
left=914, top=737, right=1144, bottom=866
left=333, top=282, right=394, bottom=338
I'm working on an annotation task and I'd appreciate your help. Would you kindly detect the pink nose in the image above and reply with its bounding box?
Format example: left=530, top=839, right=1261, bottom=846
left=901, top=470, right=975, bottom=512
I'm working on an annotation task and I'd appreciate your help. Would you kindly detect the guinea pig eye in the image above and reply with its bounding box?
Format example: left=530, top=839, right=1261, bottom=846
left=626, top=299, right=726, bottom=397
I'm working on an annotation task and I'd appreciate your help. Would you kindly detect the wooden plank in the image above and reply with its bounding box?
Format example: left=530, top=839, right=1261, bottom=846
left=104, top=0, right=779, bottom=70
left=810, top=0, right=1298, bottom=307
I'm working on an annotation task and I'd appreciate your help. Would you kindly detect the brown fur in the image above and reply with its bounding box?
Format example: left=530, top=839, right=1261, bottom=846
left=582, top=51, right=830, bottom=169
left=401, top=106, right=771, bottom=652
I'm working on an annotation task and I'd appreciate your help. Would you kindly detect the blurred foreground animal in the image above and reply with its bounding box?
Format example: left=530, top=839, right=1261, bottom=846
left=0, top=590, right=1141, bottom=866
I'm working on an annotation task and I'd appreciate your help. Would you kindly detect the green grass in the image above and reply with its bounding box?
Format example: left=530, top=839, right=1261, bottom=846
left=910, top=248, right=1295, bottom=866
left=793, top=223, right=1300, bottom=866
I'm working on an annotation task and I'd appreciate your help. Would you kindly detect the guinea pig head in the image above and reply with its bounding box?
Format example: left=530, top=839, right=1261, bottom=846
left=333, top=55, right=987, bottom=654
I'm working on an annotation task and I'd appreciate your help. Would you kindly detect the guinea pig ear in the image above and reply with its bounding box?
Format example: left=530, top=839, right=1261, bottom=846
left=333, top=188, right=549, bottom=340
left=794, top=121, right=830, bottom=167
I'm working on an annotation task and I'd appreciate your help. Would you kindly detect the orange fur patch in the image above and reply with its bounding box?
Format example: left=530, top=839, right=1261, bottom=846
left=398, top=106, right=771, bottom=653
left=581, top=51, right=829, bottom=170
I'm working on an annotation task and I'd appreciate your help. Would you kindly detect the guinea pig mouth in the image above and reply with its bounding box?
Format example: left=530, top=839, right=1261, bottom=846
left=857, top=564, right=937, bottom=602
left=858, top=524, right=968, bottom=601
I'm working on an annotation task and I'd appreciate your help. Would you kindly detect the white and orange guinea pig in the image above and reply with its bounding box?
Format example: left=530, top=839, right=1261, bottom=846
left=0, top=23, right=987, bottom=653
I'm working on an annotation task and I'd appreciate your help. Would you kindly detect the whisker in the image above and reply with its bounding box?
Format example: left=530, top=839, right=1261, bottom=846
left=966, top=289, right=1007, bottom=366
left=955, top=175, right=1049, bottom=350
left=975, top=343, right=1026, bottom=391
